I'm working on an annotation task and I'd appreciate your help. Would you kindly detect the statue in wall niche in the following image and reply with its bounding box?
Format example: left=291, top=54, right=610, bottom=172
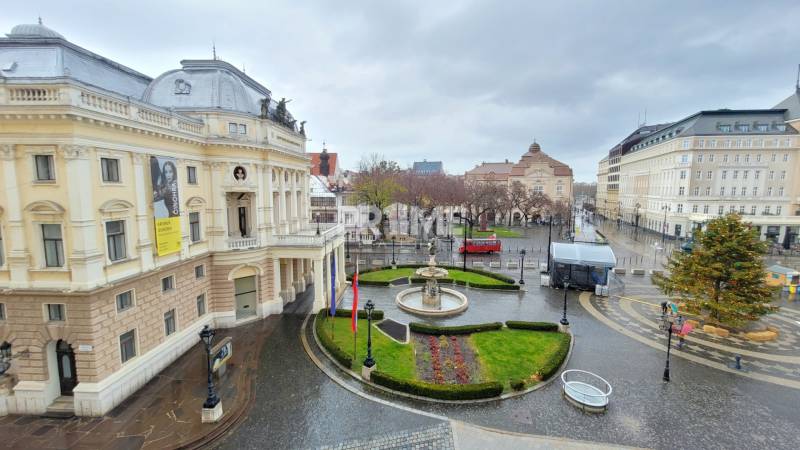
left=299, top=121, right=306, bottom=136
left=174, top=78, right=192, bottom=95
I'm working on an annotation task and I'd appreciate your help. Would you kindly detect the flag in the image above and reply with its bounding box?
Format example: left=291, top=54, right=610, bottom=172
left=351, top=262, right=359, bottom=332
left=330, top=254, right=337, bottom=317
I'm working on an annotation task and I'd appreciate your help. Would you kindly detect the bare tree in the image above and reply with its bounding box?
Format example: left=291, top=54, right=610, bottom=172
left=353, top=153, right=403, bottom=238
left=464, top=181, right=507, bottom=233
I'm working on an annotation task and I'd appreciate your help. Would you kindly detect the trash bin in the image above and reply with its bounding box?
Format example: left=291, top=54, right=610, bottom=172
left=540, top=274, right=550, bottom=287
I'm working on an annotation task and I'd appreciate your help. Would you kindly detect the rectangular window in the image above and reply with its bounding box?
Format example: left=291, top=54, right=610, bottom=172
left=709, top=153, right=715, bottom=161
left=100, top=158, right=120, bottom=183
left=106, top=220, right=127, bottom=261
left=680, top=170, right=686, bottom=179
left=120, top=330, right=136, bottom=363
left=195, top=264, right=205, bottom=279
left=680, top=154, right=689, bottom=162
left=735, top=154, right=740, bottom=162
left=771, top=153, right=776, bottom=162
left=161, top=275, right=175, bottom=292
left=743, top=170, right=748, bottom=179
left=705, top=187, right=710, bottom=196
left=42, top=224, right=64, bottom=267
left=779, top=187, right=784, bottom=196
left=768, top=187, right=773, bottom=196
left=697, top=154, right=704, bottom=162
left=765, top=206, right=771, bottom=214
left=695, top=170, right=701, bottom=179
left=722, top=170, right=727, bottom=180
left=739, top=205, right=745, bottom=213
left=729, top=205, right=736, bottom=213
left=755, top=170, right=760, bottom=180
left=752, top=187, right=758, bottom=196
left=769, top=171, right=774, bottom=180
left=757, top=124, right=768, bottom=132
left=751, top=205, right=757, bottom=215
left=34, top=155, right=55, bottom=181
left=116, top=290, right=134, bottom=312
left=47, top=304, right=65, bottom=321
left=678, top=187, right=685, bottom=196
left=164, top=309, right=176, bottom=336
left=703, top=205, right=709, bottom=214
left=781, top=170, right=786, bottom=180
left=733, top=170, right=738, bottom=179
left=718, top=206, right=724, bottom=215
left=731, top=187, right=736, bottom=196
left=756, top=154, right=762, bottom=162
left=777, top=206, right=782, bottom=215
left=719, top=124, right=731, bottom=132
left=228, top=123, right=238, bottom=134
left=197, top=293, right=206, bottom=317
left=189, top=212, right=201, bottom=242
left=682, top=141, right=690, bottom=150
left=745, top=154, right=750, bottom=162
left=238, top=124, right=247, bottom=134
left=0, top=303, right=5, bottom=320
left=556, top=185, right=563, bottom=193
left=692, top=187, right=699, bottom=196
left=187, top=166, right=198, bottom=185
left=706, top=171, right=712, bottom=179
left=677, top=204, right=683, bottom=213
left=720, top=187, right=725, bottom=196
left=723, top=154, right=728, bottom=162
left=692, top=205, right=698, bottom=213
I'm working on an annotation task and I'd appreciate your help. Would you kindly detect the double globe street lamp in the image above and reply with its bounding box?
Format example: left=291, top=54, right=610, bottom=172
left=199, top=325, right=221, bottom=419
left=518, top=249, right=526, bottom=285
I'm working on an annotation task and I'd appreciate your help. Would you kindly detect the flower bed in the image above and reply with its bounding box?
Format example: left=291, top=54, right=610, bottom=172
left=409, top=321, right=503, bottom=335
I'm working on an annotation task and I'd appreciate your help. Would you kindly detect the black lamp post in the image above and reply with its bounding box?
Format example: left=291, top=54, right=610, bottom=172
left=345, top=232, right=350, bottom=259
left=661, top=205, right=670, bottom=245
left=199, top=325, right=220, bottom=409
left=363, top=299, right=376, bottom=368
left=546, top=215, right=552, bottom=273
left=519, top=249, right=526, bottom=285
left=416, top=216, right=422, bottom=250
left=316, top=214, right=321, bottom=236
left=391, top=235, right=396, bottom=266
left=634, top=202, right=641, bottom=240
left=660, top=313, right=674, bottom=382
left=560, top=280, right=570, bottom=326
left=617, top=202, right=621, bottom=230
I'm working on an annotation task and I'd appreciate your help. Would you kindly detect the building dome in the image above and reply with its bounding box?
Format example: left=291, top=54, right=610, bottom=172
left=7, top=21, right=65, bottom=39
left=143, top=60, right=268, bottom=116
left=528, top=142, right=541, bottom=153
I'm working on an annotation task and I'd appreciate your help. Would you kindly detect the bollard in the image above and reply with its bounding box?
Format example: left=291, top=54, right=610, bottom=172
left=735, top=355, right=742, bottom=370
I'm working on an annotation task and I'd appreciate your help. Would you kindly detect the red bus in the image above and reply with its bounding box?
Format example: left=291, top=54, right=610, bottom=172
left=458, top=237, right=502, bottom=254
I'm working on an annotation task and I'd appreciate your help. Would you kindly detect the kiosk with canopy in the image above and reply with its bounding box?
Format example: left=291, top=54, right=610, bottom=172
left=549, top=242, right=617, bottom=290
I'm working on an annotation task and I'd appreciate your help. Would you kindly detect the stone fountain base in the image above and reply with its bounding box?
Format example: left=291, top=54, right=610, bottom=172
left=396, top=286, right=468, bottom=317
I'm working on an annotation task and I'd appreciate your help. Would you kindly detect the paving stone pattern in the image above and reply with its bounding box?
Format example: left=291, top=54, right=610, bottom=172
left=319, top=423, right=455, bottom=450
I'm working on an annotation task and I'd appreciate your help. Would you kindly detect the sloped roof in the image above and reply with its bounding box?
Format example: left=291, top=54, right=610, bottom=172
left=413, top=160, right=443, bottom=174
left=551, top=242, right=616, bottom=267
left=465, top=162, right=514, bottom=177
left=309, top=151, right=338, bottom=176
left=510, top=142, right=573, bottom=177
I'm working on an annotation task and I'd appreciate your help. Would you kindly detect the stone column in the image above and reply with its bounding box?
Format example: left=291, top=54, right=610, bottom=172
left=61, top=145, right=104, bottom=289
left=323, top=251, right=332, bottom=304
left=290, top=170, right=300, bottom=232
left=273, top=257, right=282, bottom=304
left=338, top=244, right=346, bottom=291
left=303, top=171, right=311, bottom=223
left=255, top=163, right=267, bottom=245
left=131, top=153, right=155, bottom=272
left=0, top=145, right=29, bottom=287
left=278, top=169, right=288, bottom=234
left=285, top=258, right=295, bottom=302
left=313, top=257, right=325, bottom=311
left=264, top=165, right=274, bottom=237
left=208, top=162, right=228, bottom=251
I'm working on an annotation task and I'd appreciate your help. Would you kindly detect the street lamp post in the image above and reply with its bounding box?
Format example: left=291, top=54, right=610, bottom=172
left=345, top=232, right=350, bottom=260
left=546, top=215, right=552, bottom=273
left=199, top=325, right=221, bottom=420
left=660, top=314, right=674, bottom=382
left=560, top=280, right=570, bottom=326
left=391, top=235, right=397, bottom=267
left=363, top=300, right=376, bottom=369
left=661, top=205, right=670, bottom=245
left=617, top=202, right=621, bottom=230
left=519, top=249, right=526, bottom=285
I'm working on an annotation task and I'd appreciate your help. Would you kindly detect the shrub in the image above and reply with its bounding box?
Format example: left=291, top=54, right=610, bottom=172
left=505, top=321, right=559, bottom=332
left=314, top=311, right=352, bottom=368
left=371, top=371, right=503, bottom=400
left=333, top=308, right=384, bottom=320
left=409, top=322, right=503, bottom=335
left=510, top=379, right=526, bottom=391
left=454, top=279, right=520, bottom=290
left=538, top=334, right=571, bottom=380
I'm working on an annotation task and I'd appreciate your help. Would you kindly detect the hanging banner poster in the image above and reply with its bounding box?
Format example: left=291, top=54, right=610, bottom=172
left=150, top=156, right=182, bottom=256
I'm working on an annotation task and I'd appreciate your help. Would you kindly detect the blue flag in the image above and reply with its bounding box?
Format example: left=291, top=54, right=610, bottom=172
left=330, top=254, right=337, bottom=316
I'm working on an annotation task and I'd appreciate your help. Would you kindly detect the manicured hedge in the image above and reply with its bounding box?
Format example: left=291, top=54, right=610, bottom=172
left=371, top=370, right=503, bottom=400
left=538, top=333, right=571, bottom=381
left=505, top=321, right=560, bottom=332
left=333, top=308, right=385, bottom=320
left=409, top=322, right=503, bottom=335
left=453, top=279, right=520, bottom=290
left=314, top=311, right=352, bottom=368
left=510, top=379, right=526, bottom=391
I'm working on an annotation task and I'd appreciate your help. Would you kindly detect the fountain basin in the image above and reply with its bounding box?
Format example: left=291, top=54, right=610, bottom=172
left=396, top=287, right=468, bottom=316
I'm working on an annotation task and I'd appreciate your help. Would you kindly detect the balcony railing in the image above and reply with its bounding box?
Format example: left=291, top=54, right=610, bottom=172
left=271, top=223, right=344, bottom=247
left=227, top=237, right=259, bottom=250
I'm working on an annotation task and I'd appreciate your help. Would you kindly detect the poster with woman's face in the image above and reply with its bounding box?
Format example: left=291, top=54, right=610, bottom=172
left=150, top=156, right=182, bottom=256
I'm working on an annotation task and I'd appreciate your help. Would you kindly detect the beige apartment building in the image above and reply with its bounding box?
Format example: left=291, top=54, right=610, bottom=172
left=617, top=107, right=800, bottom=242
left=596, top=156, right=609, bottom=217
left=0, top=22, right=345, bottom=417
left=465, top=142, right=573, bottom=221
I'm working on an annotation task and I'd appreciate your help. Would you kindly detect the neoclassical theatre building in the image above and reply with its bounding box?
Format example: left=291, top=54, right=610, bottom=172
left=0, top=22, right=345, bottom=416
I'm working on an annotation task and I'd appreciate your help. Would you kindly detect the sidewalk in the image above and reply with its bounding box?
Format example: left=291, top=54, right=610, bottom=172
left=0, top=319, right=271, bottom=450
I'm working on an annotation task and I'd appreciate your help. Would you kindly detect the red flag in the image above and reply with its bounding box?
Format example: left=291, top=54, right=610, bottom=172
left=351, top=267, right=359, bottom=332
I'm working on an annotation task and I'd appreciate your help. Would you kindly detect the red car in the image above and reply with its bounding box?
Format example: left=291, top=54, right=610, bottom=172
left=458, top=237, right=501, bottom=254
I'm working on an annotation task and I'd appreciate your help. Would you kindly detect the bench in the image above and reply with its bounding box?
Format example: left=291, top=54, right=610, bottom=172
left=649, top=269, right=663, bottom=276
left=357, top=259, right=367, bottom=265
left=472, top=261, right=485, bottom=268
left=371, top=259, right=384, bottom=266
left=489, top=261, right=501, bottom=268
left=525, top=262, right=538, bottom=269
left=506, top=261, right=519, bottom=269
left=612, top=267, right=626, bottom=274
left=631, top=268, right=645, bottom=275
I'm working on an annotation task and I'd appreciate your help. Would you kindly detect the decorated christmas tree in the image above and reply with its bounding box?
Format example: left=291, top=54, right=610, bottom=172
left=652, top=214, right=778, bottom=327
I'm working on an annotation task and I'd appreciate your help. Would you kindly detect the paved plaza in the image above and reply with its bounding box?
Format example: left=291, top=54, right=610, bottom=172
left=2, top=222, right=800, bottom=449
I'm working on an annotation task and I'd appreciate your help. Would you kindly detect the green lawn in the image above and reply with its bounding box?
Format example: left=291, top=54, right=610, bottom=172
left=319, top=316, right=416, bottom=380
left=358, top=267, right=511, bottom=286
left=452, top=225, right=522, bottom=238
left=471, top=329, right=570, bottom=389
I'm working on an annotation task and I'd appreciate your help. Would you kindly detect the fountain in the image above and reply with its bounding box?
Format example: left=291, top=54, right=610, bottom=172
left=396, top=239, right=468, bottom=316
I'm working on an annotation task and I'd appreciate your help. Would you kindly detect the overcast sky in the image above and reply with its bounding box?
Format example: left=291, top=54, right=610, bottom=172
left=4, top=1, right=800, bottom=181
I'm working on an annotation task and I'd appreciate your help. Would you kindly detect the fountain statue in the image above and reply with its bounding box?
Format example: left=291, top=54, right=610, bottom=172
left=396, top=238, right=468, bottom=316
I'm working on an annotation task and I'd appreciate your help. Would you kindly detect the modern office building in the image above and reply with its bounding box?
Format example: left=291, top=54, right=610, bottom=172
left=0, top=22, right=345, bottom=417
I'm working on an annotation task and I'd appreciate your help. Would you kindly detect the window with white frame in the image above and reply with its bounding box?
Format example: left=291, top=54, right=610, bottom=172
left=681, top=154, right=689, bottom=162
left=756, top=154, right=762, bottom=162
left=718, top=206, right=724, bottom=215
left=228, top=123, right=238, bottom=134
left=680, top=170, right=686, bottom=179
left=556, top=185, right=563, bottom=194
left=189, top=212, right=201, bottom=242
left=720, top=187, right=725, bottom=196
left=729, top=205, right=736, bottom=213
left=46, top=304, right=65, bottom=321
left=238, top=124, right=247, bottom=134
left=696, top=170, right=701, bottom=179
left=709, top=153, right=715, bottom=161
left=41, top=224, right=64, bottom=267
left=692, top=187, right=699, bottom=196
left=703, top=205, right=709, bottom=214
left=706, top=171, right=712, bottom=179
left=106, top=220, right=127, bottom=262
left=764, top=206, right=771, bottom=214
left=120, top=330, right=136, bottom=363
left=771, top=153, right=776, bottom=162
left=187, top=166, right=198, bottom=185
left=692, top=205, right=698, bottom=213
left=116, top=290, right=134, bottom=312
left=34, top=154, right=55, bottom=181
left=679, top=187, right=685, bottom=196
left=767, top=187, right=773, bottom=196
left=751, top=205, right=756, bottom=215
left=735, top=154, right=740, bottom=162
left=705, top=187, right=710, bottom=195
left=779, top=187, right=784, bottom=196
left=739, top=205, right=745, bottom=213
left=752, top=187, right=758, bottom=196
left=676, top=204, right=683, bottom=213
left=722, top=170, right=727, bottom=180
left=195, top=264, right=205, bottom=279
left=723, top=154, right=729, bottom=162
left=197, top=293, right=206, bottom=316
left=781, top=170, right=786, bottom=180
left=769, top=171, right=774, bottom=180
left=755, top=170, right=760, bottom=180
left=733, top=170, right=738, bottom=179
left=164, top=309, right=176, bottom=336
left=101, top=158, right=120, bottom=183
left=682, top=141, right=690, bottom=150
left=743, top=170, right=748, bottom=179
left=697, top=154, right=704, bottom=162
left=777, top=206, right=782, bottom=215
left=161, top=275, right=175, bottom=292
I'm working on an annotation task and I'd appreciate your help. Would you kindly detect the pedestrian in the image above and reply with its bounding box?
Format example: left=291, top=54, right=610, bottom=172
left=660, top=301, right=668, bottom=316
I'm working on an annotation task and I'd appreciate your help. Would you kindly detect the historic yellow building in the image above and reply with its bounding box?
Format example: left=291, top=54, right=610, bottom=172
left=0, top=22, right=344, bottom=417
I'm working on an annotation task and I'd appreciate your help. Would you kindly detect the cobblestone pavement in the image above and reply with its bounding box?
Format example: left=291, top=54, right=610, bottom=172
left=318, top=423, right=454, bottom=450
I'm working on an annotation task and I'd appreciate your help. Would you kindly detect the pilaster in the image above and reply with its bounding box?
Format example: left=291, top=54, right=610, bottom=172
left=131, top=153, right=155, bottom=272
left=1, top=144, right=30, bottom=287
left=313, top=257, right=325, bottom=312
